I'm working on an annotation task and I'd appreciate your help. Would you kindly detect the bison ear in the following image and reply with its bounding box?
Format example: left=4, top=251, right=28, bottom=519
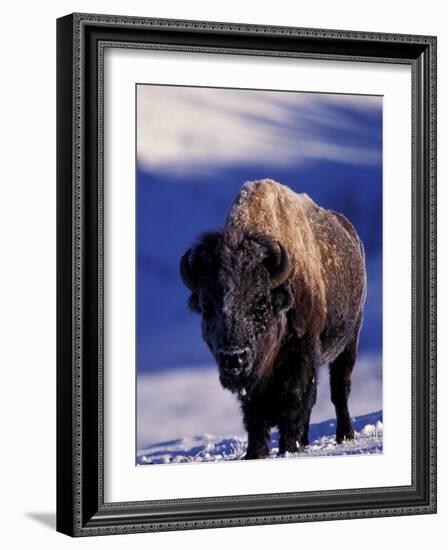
left=272, top=284, right=293, bottom=314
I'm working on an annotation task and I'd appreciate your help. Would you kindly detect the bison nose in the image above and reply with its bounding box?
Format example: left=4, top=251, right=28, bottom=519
left=218, top=349, right=249, bottom=371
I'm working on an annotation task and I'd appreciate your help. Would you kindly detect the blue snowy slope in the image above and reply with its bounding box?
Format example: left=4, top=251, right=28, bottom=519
left=137, top=411, right=383, bottom=465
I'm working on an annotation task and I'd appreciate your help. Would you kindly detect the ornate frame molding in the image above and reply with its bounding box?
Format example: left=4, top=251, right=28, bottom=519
left=57, top=13, right=437, bottom=537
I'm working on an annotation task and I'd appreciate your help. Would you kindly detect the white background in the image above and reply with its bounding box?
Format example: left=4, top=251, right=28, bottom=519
left=0, top=0, right=445, bottom=548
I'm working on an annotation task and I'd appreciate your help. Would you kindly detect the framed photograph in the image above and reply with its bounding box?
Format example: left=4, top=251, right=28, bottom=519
left=56, top=13, right=437, bottom=536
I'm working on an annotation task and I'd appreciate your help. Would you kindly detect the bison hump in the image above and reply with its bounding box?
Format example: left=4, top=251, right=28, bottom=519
left=224, top=179, right=327, bottom=339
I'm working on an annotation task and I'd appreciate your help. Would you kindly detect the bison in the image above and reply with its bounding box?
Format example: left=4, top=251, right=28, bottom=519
left=180, top=179, right=366, bottom=459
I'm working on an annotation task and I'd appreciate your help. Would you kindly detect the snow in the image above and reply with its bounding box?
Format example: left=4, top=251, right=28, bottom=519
left=137, top=355, right=382, bottom=448
left=137, top=411, right=383, bottom=465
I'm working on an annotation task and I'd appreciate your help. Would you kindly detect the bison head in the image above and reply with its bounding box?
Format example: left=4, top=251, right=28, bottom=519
left=179, top=230, right=293, bottom=395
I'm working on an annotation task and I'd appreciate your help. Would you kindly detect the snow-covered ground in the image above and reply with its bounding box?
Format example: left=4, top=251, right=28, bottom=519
left=137, top=411, right=383, bottom=465
left=137, top=355, right=382, bottom=449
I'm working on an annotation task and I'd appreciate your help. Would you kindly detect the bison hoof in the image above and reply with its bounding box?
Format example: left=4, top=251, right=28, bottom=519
left=336, top=427, right=355, bottom=444
left=244, top=448, right=269, bottom=460
left=279, top=440, right=301, bottom=455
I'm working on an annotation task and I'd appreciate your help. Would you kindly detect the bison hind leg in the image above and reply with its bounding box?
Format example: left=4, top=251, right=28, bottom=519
left=329, top=321, right=361, bottom=444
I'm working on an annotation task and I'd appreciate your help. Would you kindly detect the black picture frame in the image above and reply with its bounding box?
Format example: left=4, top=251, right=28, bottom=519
left=57, top=13, right=437, bottom=537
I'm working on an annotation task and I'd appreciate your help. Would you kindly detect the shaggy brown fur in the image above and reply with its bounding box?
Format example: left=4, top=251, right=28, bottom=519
left=225, top=179, right=366, bottom=361
left=180, top=178, right=367, bottom=458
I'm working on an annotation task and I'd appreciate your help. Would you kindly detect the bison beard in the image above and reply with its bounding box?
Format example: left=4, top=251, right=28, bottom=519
left=180, top=179, right=366, bottom=459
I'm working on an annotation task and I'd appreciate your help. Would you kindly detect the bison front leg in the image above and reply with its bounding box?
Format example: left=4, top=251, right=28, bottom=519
left=244, top=421, right=270, bottom=460
left=278, top=346, right=319, bottom=453
left=279, top=416, right=303, bottom=454
left=241, top=408, right=271, bottom=460
left=278, top=382, right=316, bottom=454
left=299, top=376, right=318, bottom=447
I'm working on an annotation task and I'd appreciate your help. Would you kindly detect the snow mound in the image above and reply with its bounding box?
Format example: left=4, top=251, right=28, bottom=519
left=137, top=411, right=383, bottom=465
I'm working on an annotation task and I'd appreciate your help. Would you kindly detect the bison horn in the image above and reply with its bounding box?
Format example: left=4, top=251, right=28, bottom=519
left=179, top=249, right=198, bottom=292
left=266, top=242, right=291, bottom=288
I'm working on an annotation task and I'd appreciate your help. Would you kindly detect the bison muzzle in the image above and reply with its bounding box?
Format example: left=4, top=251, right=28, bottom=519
left=180, top=179, right=366, bottom=460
